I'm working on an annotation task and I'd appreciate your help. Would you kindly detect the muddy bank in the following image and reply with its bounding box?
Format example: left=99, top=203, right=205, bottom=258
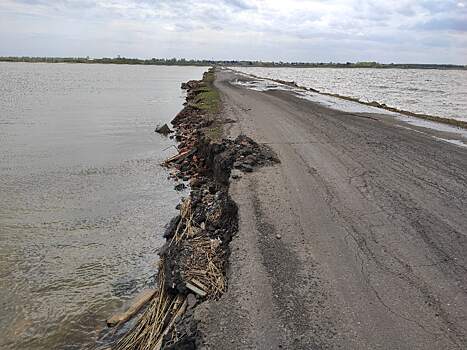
left=110, top=69, right=278, bottom=350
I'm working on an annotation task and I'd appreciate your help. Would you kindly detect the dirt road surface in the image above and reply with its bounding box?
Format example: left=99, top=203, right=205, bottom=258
left=195, top=69, right=467, bottom=349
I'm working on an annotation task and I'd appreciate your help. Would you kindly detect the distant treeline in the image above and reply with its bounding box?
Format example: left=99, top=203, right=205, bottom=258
left=1, top=56, right=466, bottom=70
left=0, top=56, right=214, bottom=66
left=234, top=60, right=467, bottom=70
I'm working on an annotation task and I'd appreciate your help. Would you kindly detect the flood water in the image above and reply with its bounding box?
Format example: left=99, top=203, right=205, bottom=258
left=0, top=62, right=206, bottom=350
left=233, top=67, right=467, bottom=121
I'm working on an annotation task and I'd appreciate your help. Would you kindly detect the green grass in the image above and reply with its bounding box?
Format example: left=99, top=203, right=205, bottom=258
left=204, top=124, right=223, bottom=141
left=192, top=70, right=220, bottom=114
left=193, top=89, right=220, bottom=113
left=190, top=68, right=223, bottom=141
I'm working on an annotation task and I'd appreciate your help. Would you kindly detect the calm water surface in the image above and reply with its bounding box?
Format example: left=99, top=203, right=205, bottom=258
left=234, top=67, right=467, bottom=121
left=0, top=62, right=206, bottom=349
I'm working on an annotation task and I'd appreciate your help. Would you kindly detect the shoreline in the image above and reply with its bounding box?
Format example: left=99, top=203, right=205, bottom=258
left=229, top=68, right=467, bottom=129
left=1, top=58, right=466, bottom=71
left=110, top=68, right=278, bottom=349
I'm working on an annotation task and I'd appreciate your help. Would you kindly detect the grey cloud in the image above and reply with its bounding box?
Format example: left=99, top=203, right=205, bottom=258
left=418, top=17, right=467, bottom=32
left=419, top=0, right=465, bottom=14
left=224, top=0, right=256, bottom=10
left=0, top=0, right=466, bottom=64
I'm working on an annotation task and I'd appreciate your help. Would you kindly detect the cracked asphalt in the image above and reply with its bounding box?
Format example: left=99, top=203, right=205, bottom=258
left=195, top=69, right=467, bottom=349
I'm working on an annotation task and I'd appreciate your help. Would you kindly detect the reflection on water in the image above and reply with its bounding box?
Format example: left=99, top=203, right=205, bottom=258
left=0, top=62, right=206, bottom=350
left=233, top=67, right=467, bottom=121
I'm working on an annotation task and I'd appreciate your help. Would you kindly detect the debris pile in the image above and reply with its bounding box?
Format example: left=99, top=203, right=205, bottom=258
left=164, top=132, right=279, bottom=186
left=113, top=69, right=279, bottom=350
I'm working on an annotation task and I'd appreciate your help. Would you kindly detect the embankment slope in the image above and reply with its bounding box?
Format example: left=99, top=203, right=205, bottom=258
left=196, top=69, right=467, bottom=349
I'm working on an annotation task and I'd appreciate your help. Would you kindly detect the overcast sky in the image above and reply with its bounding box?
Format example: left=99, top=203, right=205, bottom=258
left=1, top=0, right=466, bottom=64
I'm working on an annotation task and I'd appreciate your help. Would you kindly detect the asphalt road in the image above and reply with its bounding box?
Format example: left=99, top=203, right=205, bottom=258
left=196, top=69, right=467, bottom=350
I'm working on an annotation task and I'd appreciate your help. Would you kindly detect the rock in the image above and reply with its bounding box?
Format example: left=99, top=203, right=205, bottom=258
left=180, top=163, right=190, bottom=172
left=276, top=234, right=282, bottom=239
left=243, top=155, right=256, bottom=166
left=164, top=215, right=181, bottom=239
left=181, top=80, right=199, bottom=90
left=155, top=123, right=173, bottom=135
left=190, top=177, right=206, bottom=188
left=240, top=164, right=254, bottom=172
left=174, top=183, right=186, bottom=191
left=187, top=293, right=197, bottom=309
left=241, top=148, right=253, bottom=156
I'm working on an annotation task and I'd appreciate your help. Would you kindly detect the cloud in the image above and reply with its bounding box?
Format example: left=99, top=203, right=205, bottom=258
left=0, top=0, right=466, bottom=64
left=418, top=17, right=467, bottom=31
